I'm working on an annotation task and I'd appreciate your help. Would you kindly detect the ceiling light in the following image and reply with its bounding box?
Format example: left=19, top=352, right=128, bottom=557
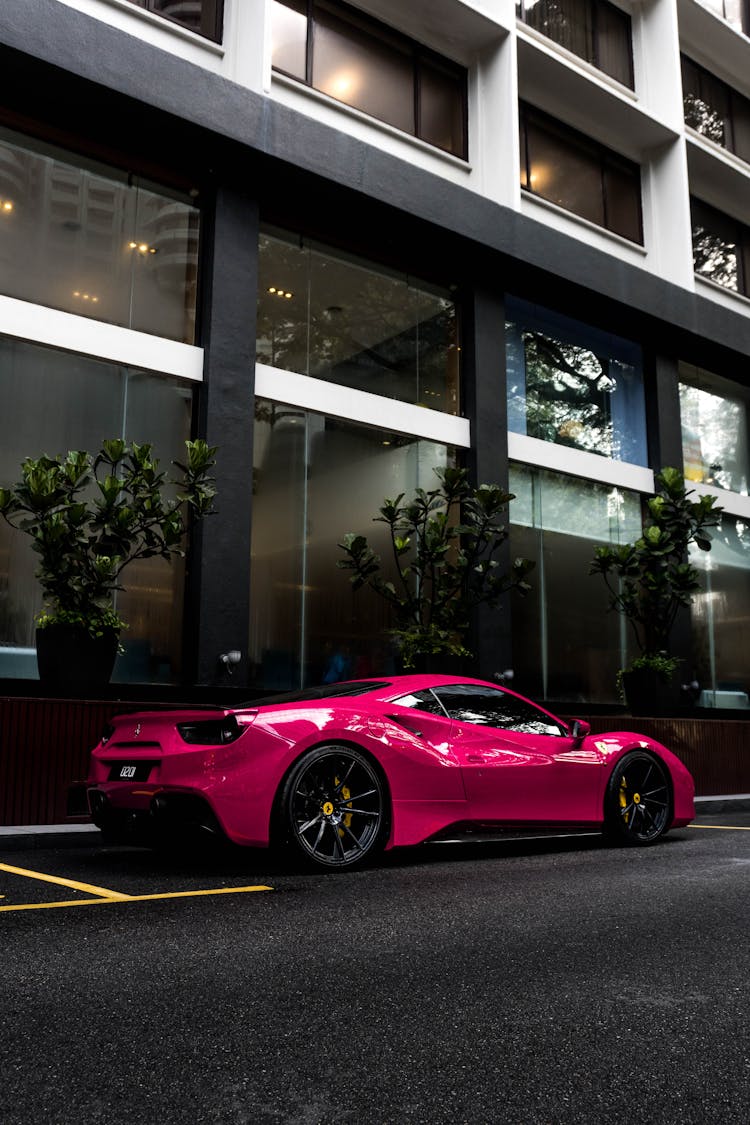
left=1, top=200, right=13, bottom=212
left=128, top=240, right=157, bottom=254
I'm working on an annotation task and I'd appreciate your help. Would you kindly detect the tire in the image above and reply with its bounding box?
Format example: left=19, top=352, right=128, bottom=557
left=604, top=751, right=671, bottom=846
left=280, top=744, right=387, bottom=870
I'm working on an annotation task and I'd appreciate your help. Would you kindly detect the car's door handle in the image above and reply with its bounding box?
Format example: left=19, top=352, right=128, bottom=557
left=466, top=754, right=486, bottom=763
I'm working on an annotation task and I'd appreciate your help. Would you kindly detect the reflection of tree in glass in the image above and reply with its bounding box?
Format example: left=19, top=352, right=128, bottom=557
left=517, top=330, right=618, bottom=456
left=684, top=92, right=726, bottom=146
left=692, top=224, right=738, bottom=291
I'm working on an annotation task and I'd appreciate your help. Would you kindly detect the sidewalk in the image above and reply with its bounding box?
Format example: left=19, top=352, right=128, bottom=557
left=1, top=795, right=749, bottom=852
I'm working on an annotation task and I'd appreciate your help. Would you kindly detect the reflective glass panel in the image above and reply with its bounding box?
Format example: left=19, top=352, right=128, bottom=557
left=682, top=57, right=729, bottom=147
left=690, top=517, right=750, bottom=698
left=257, top=231, right=460, bottom=412
left=271, top=0, right=467, bottom=157
left=520, top=107, right=642, bottom=242
left=696, top=0, right=748, bottom=34
left=249, top=399, right=454, bottom=689
left=313, top=3, right=414, bottom=134
left=509, top=464, right=642, bottom=703
left=0, top=336, right=192, bottom=682
left=419, top=58, right=467, bottom=157
left=506, top=296, right=647, bottom=465
left=271, top=0, right=308, bottom=79
left=691, top=199, right=744, bottom=293
left=127, top=0, right=223, bottom=41
left=679, top=363, right=749, bottom=495
left=517, top=0, right=633, bottom=88
left=0, top=127, right=199, bottom=344
left=523, top=118, right=604, bottom=227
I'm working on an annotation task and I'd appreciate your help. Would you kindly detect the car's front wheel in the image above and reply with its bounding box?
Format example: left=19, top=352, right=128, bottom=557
left=604, top=750, right=671, bottom=846
left=281, top=744, right=387, bottom=870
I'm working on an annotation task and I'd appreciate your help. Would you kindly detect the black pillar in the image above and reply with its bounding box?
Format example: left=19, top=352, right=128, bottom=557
left=646, top=354, right=684, bottom=474
left=187, top=184, right=259, bottom=687
left=646, top=352, right=693, bottom=668
left=462, top=282, right=515, bottom=678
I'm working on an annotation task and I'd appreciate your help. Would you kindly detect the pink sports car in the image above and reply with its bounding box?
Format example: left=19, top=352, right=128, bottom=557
left=86, top=675, right=695, bottom=869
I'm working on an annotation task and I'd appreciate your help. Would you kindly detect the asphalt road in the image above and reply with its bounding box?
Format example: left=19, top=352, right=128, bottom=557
left=1, top=815, right=749, bottom=1125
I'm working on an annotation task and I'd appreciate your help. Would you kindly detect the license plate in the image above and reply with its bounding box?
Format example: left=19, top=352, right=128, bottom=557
left=109, top=762, right=153, bottom=782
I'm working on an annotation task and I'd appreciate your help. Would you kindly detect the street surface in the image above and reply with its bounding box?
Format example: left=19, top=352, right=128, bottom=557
left=1, top=813, right=749, bottom=1125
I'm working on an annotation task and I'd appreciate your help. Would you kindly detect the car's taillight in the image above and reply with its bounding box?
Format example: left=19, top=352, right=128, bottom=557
left=100, top=722, right=114, bottom=746
left=176, top=715, right=246, bottom=745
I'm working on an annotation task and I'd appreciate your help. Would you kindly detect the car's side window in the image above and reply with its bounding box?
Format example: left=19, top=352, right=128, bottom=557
left=391, top=690, right=449, bottom=717
left=432, top=684, right=566, bottom=736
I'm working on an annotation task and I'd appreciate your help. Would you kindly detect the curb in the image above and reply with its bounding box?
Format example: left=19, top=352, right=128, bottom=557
left=694, top=794, right=750, bottom=814
left=0, top=824, right=100, bottom=852
left=1, top=797, right=749, bottom=852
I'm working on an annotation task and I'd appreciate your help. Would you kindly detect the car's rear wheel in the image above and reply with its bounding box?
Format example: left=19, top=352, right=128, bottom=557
left=604, top=751, right=671, bottom=846
left=281, top=744, right=387, bottom=870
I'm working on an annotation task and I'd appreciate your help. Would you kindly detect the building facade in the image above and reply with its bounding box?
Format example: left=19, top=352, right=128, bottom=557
left=0, top=0, right=749, bottom=706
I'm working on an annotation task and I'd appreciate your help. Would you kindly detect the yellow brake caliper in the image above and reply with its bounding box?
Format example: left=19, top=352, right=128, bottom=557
left=619, top=774, right=630, bottom=824
left=334, top=776, right=353, bottom=836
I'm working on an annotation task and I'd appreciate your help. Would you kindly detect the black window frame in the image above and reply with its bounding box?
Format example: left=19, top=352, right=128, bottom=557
left=126, top=0, right=224, bottom=42
left=681, top=54, right=750, bottom=165
left=691, top=196, right=750, bottom=298
left=271, top=0, right=469, bottom=160
left=519, top=103, right=643, bottom=244
left=516, top=0, right=634, bottom=90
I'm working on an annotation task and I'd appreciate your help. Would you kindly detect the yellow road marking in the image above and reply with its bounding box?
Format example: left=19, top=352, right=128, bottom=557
left=0, top=861, right=130, bottom=900
left=0, top=885, right=272, bottom=912
left=689, top=823, right=750, bottom=831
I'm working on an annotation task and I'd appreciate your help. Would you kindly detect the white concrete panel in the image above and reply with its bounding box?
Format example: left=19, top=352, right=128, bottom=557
left=0, top=295, right=204, bottom=380
left=255, top=364, right=472, bottom=446
left=508, top=432, right=655, bottom=492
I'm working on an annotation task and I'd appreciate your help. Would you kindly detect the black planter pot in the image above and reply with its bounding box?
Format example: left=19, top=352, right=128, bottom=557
left=35, top=624, right=119, bottom=690
left=622, top=666, right=684, bottom=717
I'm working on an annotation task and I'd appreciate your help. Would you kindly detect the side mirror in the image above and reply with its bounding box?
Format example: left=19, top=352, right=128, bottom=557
left=571, top=719, right=591, bottom=747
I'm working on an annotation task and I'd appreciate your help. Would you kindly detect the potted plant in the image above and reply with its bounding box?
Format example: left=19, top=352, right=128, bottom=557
left=589, top=466, right=723, bottom=713
left=0, top=438, right=216, bottom=688
left=337, top=466, right=533, bottom=671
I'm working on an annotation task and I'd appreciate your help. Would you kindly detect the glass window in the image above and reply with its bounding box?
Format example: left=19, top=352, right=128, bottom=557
left=517, top=0, right=634, bottom=89
left=0, top=128, right=200, bottom=344
left=271, top=0, right=308, bottom=79
left=679, top=363, right=749, bottom=495
left=249, top=400, right=454, bottom=690
left=314, top=3, right=415, bottom=135
left=695, top=0, right=749, bottom=36
left=257, top=230, right=460, bottom=412
left=430, top=683, right=567, bottom=735
left=691, top=197, right=750, bottom=297
left=392, top=689, right=449, bottom=715
left=509, top=465, right=643, bottom=703
left=270, top=0, right=468, bottom=158
left=690, top=517, right=750, bottom=697
left=520, top=106, right=642, bottom=243
left=682, top=55, right=750, bottom=164
left=506, top=296, right=648, bottom=465
left=126, top=0, right=224, bottom=41
left=0, top=337, right=193, bottom=683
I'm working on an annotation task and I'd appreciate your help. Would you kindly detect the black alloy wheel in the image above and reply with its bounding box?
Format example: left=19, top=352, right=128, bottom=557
left=604, top=751, right=671, bottom=845
left=282, top=745, right=387, bottom=870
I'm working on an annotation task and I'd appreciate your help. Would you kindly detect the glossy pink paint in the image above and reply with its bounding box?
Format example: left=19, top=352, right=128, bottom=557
left=87, top=675, right=695, bottom=850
